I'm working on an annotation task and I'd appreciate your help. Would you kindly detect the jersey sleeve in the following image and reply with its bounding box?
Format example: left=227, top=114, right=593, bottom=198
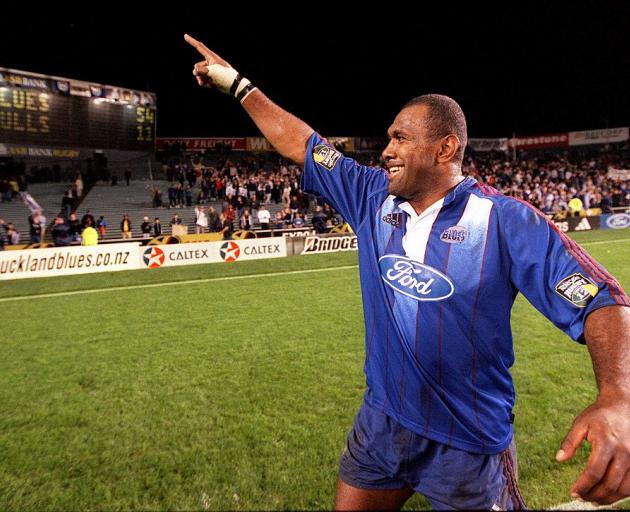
left=300, top=132, right=388, bottom=231
left=498, top=198, right=629, bottom=343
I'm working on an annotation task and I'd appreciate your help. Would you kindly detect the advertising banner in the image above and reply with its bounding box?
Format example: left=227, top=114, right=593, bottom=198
left=569, top=127, right=629, bottom=146
left=0, top=243, right=142, bottom=281
left=508, top=133, right=569, bottom=150
left=300, top=235, right=358, bottom=255
left=140, top=238, right=287, bottom=268
left=156, top=137, right=247, bottom=151
left=468, top=138, right=509, bottom=152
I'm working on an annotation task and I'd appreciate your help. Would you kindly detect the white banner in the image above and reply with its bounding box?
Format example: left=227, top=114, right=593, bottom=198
left=140, top=238, right=287, bottom=268
left=468, top=138, right=508, bottom=152
left=607, top=168, right=630, bottom=181
left=569, top=127, right=629, bottom=146
left=301, top=236, right=358, bottom=255
left=0, top=243, right=142, bottom=280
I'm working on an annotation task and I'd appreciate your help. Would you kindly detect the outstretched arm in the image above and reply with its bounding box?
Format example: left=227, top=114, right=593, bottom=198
left=184, top=34, right=314, bottom=166
left=556, top=305, right=630, bottom=505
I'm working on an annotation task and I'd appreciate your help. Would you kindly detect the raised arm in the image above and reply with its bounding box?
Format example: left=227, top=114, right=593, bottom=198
left=184, top=34, right=314, bottom=166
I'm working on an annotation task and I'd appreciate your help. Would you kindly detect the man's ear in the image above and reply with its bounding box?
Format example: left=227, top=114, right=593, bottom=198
left=436, top=134, right=461, bottom=163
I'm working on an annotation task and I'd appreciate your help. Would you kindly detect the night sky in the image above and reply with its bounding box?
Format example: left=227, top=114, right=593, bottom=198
left=1, top=4, right=628, bottom=139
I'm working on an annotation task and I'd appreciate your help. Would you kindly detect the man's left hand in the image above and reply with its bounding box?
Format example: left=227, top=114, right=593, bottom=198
left=556, top=397, right=630, bottom=505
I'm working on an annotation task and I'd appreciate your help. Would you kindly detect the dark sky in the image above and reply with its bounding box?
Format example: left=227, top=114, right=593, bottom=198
left=2, top=4, right=628, bottom=139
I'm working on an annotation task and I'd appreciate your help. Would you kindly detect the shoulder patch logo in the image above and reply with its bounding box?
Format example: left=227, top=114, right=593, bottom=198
left=440, top=225, right=468, bottom=244
left=313, top=144, right=341, bottom=171
left=555, top=273, right=598, bottom=308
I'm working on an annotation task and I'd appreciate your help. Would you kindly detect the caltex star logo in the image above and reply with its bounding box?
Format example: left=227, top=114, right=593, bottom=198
left=143, top=247, right=165, bottom=268
left=220, top=241, right=240, bottom=262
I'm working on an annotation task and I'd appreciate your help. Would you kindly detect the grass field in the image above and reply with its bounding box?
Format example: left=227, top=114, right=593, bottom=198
left=1, top=229, right=629, bottom=510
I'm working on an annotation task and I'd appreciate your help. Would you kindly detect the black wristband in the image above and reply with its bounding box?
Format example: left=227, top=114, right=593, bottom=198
left=229, top=73, right=243, bottom=97
left=237, top=82, right=256, bottom=102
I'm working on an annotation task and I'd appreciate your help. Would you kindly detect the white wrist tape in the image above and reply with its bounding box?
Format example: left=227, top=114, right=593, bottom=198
left=206, top=63, right=257, bottom=102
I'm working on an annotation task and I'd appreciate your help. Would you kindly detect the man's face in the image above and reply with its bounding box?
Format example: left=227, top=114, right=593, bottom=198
left=382, top=105, right=440, bottom=199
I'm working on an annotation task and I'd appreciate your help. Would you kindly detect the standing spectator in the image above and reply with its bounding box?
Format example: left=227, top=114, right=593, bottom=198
left=150, top=186, right=163, bottom=208
left=68, top=212, right=81, bottom=241
left=120, top=214, right=132, bottom=239
left=220, top=212, right=233, bottom=240
left=0, top=218, right=6, bottom=250
left=124, top=168, right=132, bottom=186
left=28, top=211, right=44, bottom=244
left=96, top=216, right=108, bottom=240
left=81, top=218, right=98, bottom=246
left=311, top=206, right=328, bottom=233
left=168, top=183, right=177, bottom=208
left=81, top=209, right=95, bottom=229
left=185, top=185, right=193, bottom=207
left=141, top=216, right=152, bottom=238
left=61, top=188, right=73, bottom=219
left=51, top=216, right=72, bottom=246
left=207, top=206, right=221, bottom=232
left=194, top=205, right=208, bottom=234
left=74, top=173, right=84, bottom=198
left=153, top=217, right=162, bottom=237
left=257, top=205, right=271, bottom=230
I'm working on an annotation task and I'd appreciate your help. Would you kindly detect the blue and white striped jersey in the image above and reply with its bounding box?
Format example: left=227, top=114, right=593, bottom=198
left=301, top=132, right=629, bottom=454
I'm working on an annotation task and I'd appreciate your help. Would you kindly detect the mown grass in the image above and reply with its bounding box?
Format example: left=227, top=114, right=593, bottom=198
left=1, top=229, right=628, bottom=510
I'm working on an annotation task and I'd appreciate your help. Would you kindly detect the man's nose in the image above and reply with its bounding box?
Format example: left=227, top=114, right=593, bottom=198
left=382, top=140, right=395, bottom=162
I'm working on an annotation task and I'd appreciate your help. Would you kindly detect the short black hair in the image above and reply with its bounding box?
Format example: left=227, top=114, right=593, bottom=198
left=403, top=94, right=467, bottom=163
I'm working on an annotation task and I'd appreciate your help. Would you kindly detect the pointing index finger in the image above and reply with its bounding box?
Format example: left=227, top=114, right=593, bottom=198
left=184, top=34, right=211, bottom=58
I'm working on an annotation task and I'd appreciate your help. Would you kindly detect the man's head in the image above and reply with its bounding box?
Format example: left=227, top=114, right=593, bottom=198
left=382, top=94, right=467, bottom=200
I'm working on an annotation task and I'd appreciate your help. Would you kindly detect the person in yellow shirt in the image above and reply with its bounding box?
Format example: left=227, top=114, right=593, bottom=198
left=568, top=197, right=583, bottom=217
left=81, top=218, right=99, bottom=246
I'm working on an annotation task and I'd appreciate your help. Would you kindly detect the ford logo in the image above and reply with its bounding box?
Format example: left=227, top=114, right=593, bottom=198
left=378, top=255, right=455, bottom=302
left=606, top=213, right=630, bottom=229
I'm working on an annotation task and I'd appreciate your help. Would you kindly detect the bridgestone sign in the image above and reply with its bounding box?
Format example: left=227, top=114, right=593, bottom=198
left=301, top=236, right=358, bottom=254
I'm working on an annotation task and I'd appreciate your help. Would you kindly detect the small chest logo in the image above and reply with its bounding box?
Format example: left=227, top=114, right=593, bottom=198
left=313, top=144, right=341, bottom=171
left=440, top=225, right=468, bottom=244
left=382, top=213, right=403, bottom=228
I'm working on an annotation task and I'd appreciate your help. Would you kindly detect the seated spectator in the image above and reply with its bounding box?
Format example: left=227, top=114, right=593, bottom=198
left=6, top=223, right=19, bottom=245
left=51, top=216, right=72, bottom=246
left=292, top=213, right=305, bottom=228
left=239, top=208, right=252, bottom=230
left=275, top=211, right=284, bottom=229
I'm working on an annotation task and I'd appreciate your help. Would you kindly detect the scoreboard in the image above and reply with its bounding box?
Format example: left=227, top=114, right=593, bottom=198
left=0, top=67, right=156, bottom=152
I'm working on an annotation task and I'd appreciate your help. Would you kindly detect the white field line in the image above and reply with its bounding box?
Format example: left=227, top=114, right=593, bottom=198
left=0, top=264, right=359, bottom=303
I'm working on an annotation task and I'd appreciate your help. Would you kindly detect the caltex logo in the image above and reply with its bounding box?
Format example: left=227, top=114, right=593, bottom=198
left=143, top=247, right=165, bottom=268
left=220, top=241, right=241, bottom=262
